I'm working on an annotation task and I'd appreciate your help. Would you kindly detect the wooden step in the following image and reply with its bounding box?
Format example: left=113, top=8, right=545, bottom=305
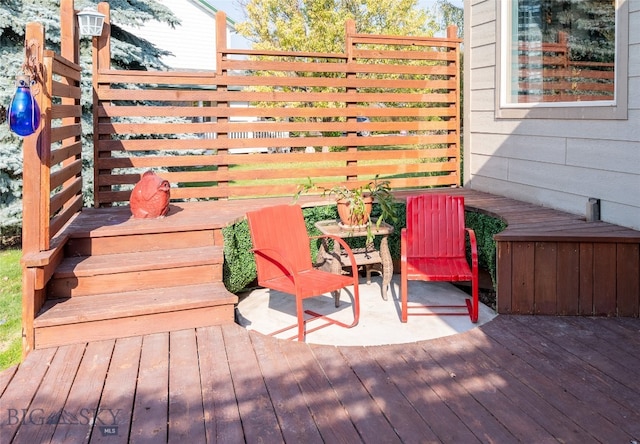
left=48, top=246, right=223, bottom=298
left=34, top=282, right=237, bottom=348
left=65, top=229, right=219, bottom=256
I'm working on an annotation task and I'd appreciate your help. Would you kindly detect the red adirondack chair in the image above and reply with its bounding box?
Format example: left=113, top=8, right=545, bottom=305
left=246, top=204, right=360, bottom=341
left=400, top=194, right=479, bottom=323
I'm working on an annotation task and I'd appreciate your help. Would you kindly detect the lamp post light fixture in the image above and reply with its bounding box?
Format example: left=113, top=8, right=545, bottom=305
left=77, top=9, right=105, bottom=37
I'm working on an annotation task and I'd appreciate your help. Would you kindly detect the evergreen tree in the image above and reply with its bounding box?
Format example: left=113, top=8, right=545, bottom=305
left=0, top=0, right=179, bottom=243
left=540, top=0, right=614, bottom=62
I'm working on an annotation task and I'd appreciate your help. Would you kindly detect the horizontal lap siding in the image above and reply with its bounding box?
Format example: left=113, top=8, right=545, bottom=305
left=498, top=240, right=640, bottom=317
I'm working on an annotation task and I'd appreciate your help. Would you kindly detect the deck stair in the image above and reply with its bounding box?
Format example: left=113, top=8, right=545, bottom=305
left=33, top=209, right=238, bottom=349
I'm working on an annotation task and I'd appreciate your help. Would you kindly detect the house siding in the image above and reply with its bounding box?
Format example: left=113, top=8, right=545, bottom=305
left=464, top=0, right=640, bottom=231
left=119, top=0, right=238, bottom=70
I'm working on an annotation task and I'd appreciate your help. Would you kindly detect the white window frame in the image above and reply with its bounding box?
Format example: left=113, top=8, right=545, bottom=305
left=496, top=0, right=628, bottom=120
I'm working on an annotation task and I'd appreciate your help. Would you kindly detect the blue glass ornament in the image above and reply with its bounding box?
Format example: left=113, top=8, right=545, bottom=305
left=9, top=75, right=40, bottom=136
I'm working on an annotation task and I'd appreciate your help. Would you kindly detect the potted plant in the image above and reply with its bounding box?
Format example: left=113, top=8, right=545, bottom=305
left=295, top=176, right=398, bottom=243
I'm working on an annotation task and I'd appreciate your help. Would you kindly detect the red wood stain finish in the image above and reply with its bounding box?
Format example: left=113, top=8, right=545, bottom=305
left=311, top=344, right=402, bottom=444
left=196, top=326, right=244, bottom=443
left=51, top=340, right=115, bottom=443
left=130, top=333, right=168, bottom=443
left=250, top=332, right=323, bottom=444
left=168, top=329, right=207, bottom=442
left=90, top=335, right=142, bottom=443
left=2, top=318, right=640, bottom=443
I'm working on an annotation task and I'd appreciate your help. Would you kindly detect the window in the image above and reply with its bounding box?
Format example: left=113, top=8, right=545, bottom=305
left=497, top=0, right=627, bottom=119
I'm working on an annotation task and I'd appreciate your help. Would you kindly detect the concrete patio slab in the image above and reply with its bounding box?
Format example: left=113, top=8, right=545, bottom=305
left=236, top=274, right=497, bottom=346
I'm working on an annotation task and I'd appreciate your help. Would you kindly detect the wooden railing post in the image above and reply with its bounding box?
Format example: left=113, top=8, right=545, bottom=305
left=21, top=21, right=47, bottom=357
left=94, top=2, right=111, bottom=206
left=447, top=25, right=461, bottom=186
left=21, top=23, right=47, bottom=254
left=59, top=0, right=82, bottom=217
left=215, top=11, right=230, bottom=198
left=60, top=0, right=79, bottom=64
left=345, top=19, right=357, bottom=182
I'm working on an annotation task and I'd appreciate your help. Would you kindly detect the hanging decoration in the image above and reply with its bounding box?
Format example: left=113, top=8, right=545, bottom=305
left=8, top=76, right=40, bottom=136
left=7, top=38, right=43, bottom=137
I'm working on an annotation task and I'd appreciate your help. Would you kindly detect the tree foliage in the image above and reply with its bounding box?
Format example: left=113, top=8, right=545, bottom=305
left=539, top=0, right=614, bottom=62
left=0, top=0, right=179, bottom=242
left=233, top=0, right=465, bottom=139
left=435, top=0, right=463, bottom=38
left=232, top=0, right=445, bottom=128
left=235, top=0, right=437, bottom=52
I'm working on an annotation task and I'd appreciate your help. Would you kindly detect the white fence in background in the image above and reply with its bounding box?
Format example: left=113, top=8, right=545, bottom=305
left=203, top=130, right=290, bottom=154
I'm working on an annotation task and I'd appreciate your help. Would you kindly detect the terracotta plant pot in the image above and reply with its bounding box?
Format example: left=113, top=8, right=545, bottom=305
left=336, top=195, right=373, bottom=227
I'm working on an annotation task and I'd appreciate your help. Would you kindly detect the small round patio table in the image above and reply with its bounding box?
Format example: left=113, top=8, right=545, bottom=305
left=314, top=219, right=394, bottom=301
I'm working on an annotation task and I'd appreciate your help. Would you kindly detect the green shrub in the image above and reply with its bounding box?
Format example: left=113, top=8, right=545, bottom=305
left=222, top=219, right=256, bottom=294
left=465, top=211, right=507, bottom=287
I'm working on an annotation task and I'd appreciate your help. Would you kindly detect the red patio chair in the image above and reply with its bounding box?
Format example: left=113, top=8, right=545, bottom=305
left=401, top=194, right=479, bottom=323
left=246, top=204, right=360, bottom=341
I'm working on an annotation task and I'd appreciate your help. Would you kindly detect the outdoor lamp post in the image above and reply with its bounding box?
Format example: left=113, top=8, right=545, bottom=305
left=8, top=75, right=40, bottom=136
left=77, top=9, right=105, bottom=37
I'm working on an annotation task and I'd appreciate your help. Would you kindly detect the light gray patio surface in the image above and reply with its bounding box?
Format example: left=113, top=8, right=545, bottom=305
left=236, top=274, right=497, bottom=346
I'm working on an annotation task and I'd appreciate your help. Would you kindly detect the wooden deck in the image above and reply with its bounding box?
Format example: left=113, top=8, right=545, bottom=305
left=10, top=188, right=640, bottom=441
left=23, top=188, right=640, bottom=351
left=1, top=315, right=639, bottom=443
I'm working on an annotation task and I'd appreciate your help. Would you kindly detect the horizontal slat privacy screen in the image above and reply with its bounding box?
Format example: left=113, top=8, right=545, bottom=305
left=93, top=10, right=461, bottom=205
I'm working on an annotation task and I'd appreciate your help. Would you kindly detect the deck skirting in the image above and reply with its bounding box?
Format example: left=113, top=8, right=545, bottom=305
left=496, top=238, right=640, bottom=317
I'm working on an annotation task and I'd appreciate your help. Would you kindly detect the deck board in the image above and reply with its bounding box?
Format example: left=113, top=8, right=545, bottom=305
left=168, top=329, right=207, bottom=442
left=130, top=333, right=168, bottom=444
left=312, top=344, right=404, bottom=443
left=91, top=335, right=142, bottom=443
left=482, top=317, right=636, bottom=442
left=440, top=334, right=555, bottom=442
left=402, top=342, right=495, bottom=442
left=279, top=338, right=363, bottom=443
left=461, top=325, right=598, bottom=443
left=0, top=348, right=57, bottom=440
left=0, top=366, right=17, bottom=396
left=250, top=332, right=323, bottom=444
left=11, top=345, right=85, bottom=444
left=51, top=340, right=115, bottom=443
left=222, top=324, right=284, bottom=443
left=196, top=326, right=244, bottom=443
left=366, top=343, right=478, bottom=443
left=2, top=317, right=640, bottom=443
left=342, top=345, right=438, bottom=443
